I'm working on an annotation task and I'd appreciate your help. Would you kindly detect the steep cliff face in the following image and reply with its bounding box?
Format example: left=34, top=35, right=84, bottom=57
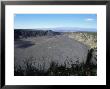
left=14, top=29, right=61, bottom=40
left=68, top=32, right=97, bottom=48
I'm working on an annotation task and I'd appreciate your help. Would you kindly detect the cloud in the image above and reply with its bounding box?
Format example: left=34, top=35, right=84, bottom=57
left=85, top=18, right=95, bottom=21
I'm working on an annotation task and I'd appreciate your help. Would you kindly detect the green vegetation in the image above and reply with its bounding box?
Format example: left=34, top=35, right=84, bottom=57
left=84, top=32, right=97, bottom=36
left=14, top=57, right=97, bottom=76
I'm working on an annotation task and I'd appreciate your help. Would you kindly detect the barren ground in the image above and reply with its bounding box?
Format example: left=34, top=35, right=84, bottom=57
left=14, top=34, right=89, bottom=70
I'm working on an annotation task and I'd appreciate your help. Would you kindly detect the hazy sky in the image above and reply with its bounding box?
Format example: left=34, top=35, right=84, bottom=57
left=14, top=14, right=97, bottom=31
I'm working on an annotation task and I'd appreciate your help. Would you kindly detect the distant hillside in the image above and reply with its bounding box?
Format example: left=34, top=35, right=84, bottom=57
left=52, top=27, right=96, bottom=32
left=14, top=29, right=61, bottom=40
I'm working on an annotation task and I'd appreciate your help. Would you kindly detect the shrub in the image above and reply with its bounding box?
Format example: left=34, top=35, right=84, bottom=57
left=14, top=57, right=97, bottom=76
